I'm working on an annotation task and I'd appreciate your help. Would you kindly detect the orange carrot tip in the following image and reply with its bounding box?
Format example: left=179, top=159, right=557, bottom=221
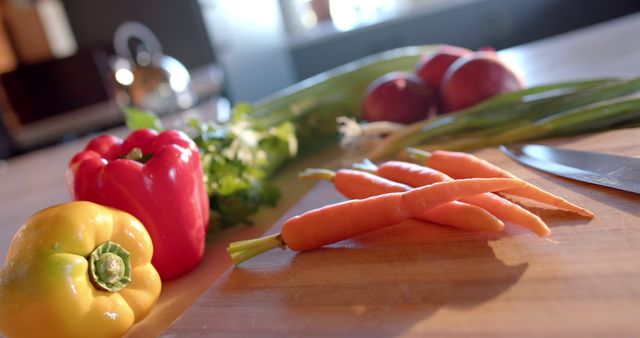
left=299, top=168, right=336, bottom=181
left=419, top=149, right=595, bottom=218
left=227, top=234, right=285, bottom=265
left=406, top=147, right=432, bottom=162
left=351, top=158, right=379, bottom=172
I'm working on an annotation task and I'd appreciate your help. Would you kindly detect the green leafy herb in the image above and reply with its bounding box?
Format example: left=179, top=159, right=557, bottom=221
left=124, top=104, right=297, bottom=231
left=123, top=107, right=164, bottom=131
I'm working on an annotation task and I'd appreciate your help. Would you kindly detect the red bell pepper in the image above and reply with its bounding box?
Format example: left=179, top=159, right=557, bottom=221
left=67, top=128, right=210, bottom=280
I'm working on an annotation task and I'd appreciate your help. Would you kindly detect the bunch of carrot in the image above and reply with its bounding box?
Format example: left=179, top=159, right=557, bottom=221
left=227, top=150, right=593, bottom=265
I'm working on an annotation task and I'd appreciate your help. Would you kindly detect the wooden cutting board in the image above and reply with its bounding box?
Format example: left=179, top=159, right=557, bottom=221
left=166, top=128, right=640, bottom=337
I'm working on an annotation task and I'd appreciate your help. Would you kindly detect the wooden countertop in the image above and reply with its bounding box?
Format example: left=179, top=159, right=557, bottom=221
left=167, top=127, right=640, bottom=337
left=1, top=12, right=640, bottom=338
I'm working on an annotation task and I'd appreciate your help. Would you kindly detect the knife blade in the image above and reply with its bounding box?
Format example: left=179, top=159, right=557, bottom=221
left=500, top=144, right=640, bottom=194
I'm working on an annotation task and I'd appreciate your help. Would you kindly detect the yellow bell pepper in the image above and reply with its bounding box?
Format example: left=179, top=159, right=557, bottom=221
left=0, top=201, right=162, bottom=338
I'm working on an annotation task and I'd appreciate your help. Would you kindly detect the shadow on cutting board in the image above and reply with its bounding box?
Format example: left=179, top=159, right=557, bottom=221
left=212, top=220, right=528, bottom=336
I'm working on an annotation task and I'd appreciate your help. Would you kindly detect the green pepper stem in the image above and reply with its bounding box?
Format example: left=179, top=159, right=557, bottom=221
left=298, top=168, right=336, bottom=181
left=123, top=147, right=144, bottom=161
left=227, top=233, right=286, bottom=265
left=89, top=241, right=132, bottom=292
left=122, top=147, right=153, bottom=163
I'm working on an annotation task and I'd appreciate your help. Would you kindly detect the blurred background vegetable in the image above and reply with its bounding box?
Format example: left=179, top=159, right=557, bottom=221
left=415, top=44, right=473, bottom=112
left=246, top=46, right=435, bottom=154
left=363, top=71, right=436, bottom=124
left=439, top=50, right=525, bottom=112
left=363, top=77, right=640, bottom=159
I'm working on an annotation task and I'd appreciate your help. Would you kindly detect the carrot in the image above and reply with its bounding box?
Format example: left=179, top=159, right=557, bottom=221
left=227, top=177, right=526, bottom=264
left=409, top=148, right=594, bottom=218
left=300, top=168, right=504, bottom=232
left=357, top=159, right=551, bottom=237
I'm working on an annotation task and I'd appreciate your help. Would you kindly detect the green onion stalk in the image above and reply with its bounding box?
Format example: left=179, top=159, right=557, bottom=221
left=247, top=46, right=437, bottom=154
left=415, top=94, right=640, bottom=152
left=369, top=78, right=640, bottom=159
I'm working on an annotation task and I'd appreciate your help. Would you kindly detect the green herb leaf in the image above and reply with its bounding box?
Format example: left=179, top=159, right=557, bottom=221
left=188, top=104, right=297, bottom=229
left=123, top=107, right=164, bottom=131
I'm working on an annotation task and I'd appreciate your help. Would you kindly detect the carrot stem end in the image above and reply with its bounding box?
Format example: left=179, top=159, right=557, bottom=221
left=227, top=233, right=286, bottom=265
left=406, top=148, right=432, bottom=162
left=351, top=158, right=378, bottom=173
left=298, top=168, right=336, bottom=181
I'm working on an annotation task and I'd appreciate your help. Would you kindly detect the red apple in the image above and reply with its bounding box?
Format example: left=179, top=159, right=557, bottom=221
left=440, top=51, right=524, bottom=113
left=363, top=72, right=436, bottom=124
left=415, top=45, right=473, bottom=91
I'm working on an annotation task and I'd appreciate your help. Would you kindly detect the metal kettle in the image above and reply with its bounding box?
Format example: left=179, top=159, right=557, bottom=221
left=112, top=22, right=195, bottom=115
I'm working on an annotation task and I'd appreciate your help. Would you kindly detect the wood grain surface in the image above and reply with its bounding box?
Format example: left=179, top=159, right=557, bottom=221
left=166, top=127, right=640, bottom=337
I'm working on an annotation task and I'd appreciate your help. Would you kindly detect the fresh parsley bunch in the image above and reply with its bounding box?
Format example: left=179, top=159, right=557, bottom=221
left=125, top=104, right=297, bottom=231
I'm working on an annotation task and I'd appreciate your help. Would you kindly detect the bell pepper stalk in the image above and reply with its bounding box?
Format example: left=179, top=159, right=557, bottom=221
left=0, top=201, right=162, bottom=338
left=66, top=128, right=210, bottom=280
